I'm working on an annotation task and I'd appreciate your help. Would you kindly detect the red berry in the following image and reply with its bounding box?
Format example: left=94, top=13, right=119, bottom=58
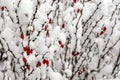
left=36, top=61, right=41, bottom=67
left=102, top=26, right=106, bottom=32
left=100, top=31, right=104, bottom=35
left=73, top=0, right=77, bottom=3
left=58, top=40, right=62, bottom=45
left=46, top=30, right=49, bottom=37
left=61, top=44, right=64, bottom=48
left=83, top=67, right=86, bottom=72
left=43, top=59, right=49, bottom=66
left=72, top=51, right=79, bottom=57
left=49, top=18, right=52, bottom=24
left=26, top=65, right=30, bottom=70
left=62, top=23, right=65, bottom=28
left=78, top=71, right=82, bottom=76
left=24, top=46, right=28, bottom=51
left=26, top=50, right=30, bottom=55
left=26, top=49, right=33, bottom=56
left=77, top=9, right=80, bottom=13
left=24, top=47, right=33, bottom=56
left=1, top=6, right=4, bottom=11
left=29, top=49, right=33, bottom=53
left=44, top=26, right=48, bottom=31
left=45, top=60, right=49, bottom=66
left=72, top=51, right=76, bottom=56
left=23, top=57, right=27, bottom=64
left=26, top=50, right=30, bottom=56
left=20, top=34, right=24, bottom=40
left=43, top=59, right=46, bottom=64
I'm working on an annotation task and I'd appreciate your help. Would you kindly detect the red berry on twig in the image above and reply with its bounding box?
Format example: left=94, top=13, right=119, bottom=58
left=43, top=59, right=49, bottom=66
left=102, top=26, right=107, bottom=32
left=23, top=57, right=27, bottom=64
left=72, top=51, right=76, bottom=56
left=58, top=40, right=62, bottom=45
left=45, top=60, right=49, bottom=66
left=44, top=26, right=48, bottom=31
left=62, top=23, right=65, bottom=28
left=26, top=49, right=33, bottom=56
left=27, top=50, right=31, bottom=56
left=46, top=30, right=49, bottom=37
left=43, top=59, right=46, bottom=64
left=78, top=71, right=82, bottom=76
left=36, top=61, right=41, bottom=67
left=29, top=49, right=33, bottom=54
left=100, top=31, right=104, bottom=35
left=73, top=0, right=77, bottom=3
left=26, top=65, right=30, bottom=70
left=20, top=34, right=24, bottom=40
left=61, top=44, right=64, bottom=48
left=82, top=67, right=86, bottom=72
left=49, top=18, right=52, bottom=24
left=77, top=9, right=80, bottom=13
left=24, top=46, right=28, bottom=51
left=72, top=51, right=79, bottom=57
left=1, top=6, right=4, bottom=11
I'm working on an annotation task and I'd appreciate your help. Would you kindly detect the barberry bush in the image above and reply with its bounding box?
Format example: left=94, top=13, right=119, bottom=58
left=0, top=0, right=120, bottom=80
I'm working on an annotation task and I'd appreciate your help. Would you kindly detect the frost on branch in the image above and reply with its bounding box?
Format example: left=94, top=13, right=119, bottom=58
left=0, top=0, right=120, bottom=80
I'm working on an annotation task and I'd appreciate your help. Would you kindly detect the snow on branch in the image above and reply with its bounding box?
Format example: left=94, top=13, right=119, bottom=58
left=0, top=0, right=120, bottom=80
